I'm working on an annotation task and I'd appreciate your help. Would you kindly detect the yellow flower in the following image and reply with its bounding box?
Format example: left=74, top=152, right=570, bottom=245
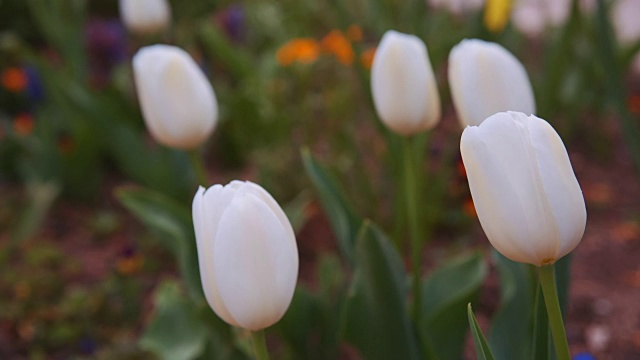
left=321, top=30, right=354, bottom=65
left=276, top=38, right=320, bottom=66
left=484, top=0, right=511, bottom=33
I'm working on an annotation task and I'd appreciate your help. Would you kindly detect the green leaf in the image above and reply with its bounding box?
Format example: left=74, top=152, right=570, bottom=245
left=421, top=251, right=488, bottom=360
left=11, top=181, right=60, bottom=244
left=489, top=251, right=535, bottom=360
left=140, top=281, right=209, bottom=360
left=115, top=186, right=202, bottom=300
left=531, top=284, right=550, bottom=360
left=342, top=221, right=421, bottom=360
left=283, top=190, right=312, bottom=234
left=277, top=254, right=346, bottom=360
left=468, top=304, right=496, bottom=360
left=276, top=287, right=324, bottom=359
left=301, top=148, right=361, bottom=264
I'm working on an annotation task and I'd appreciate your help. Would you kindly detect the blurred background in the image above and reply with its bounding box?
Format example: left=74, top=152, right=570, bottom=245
left=0, top=0, right=639, bottom=359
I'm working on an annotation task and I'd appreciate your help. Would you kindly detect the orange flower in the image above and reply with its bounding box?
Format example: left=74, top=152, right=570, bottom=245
left=360, top=47, right=376, bottom=69
left=346, top=24, right=363, bottom=42
left=321, top=30, right=354, bottom=65
left=276, top=38, right=320, bottom=66
left=13, top=113, right=34, bottom=136
left=1, top=67, right=28, bottom=93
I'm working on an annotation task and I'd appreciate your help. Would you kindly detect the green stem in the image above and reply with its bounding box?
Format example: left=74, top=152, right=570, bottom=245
left=188, top=149, right=209, bottom=186
left=539, top=264, right=571, bottom=360
left=250, top=330, right=270, bottom=360
left=403, top=137, right=423, bottom=323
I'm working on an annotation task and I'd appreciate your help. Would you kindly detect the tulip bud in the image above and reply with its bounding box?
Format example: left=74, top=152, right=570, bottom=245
left=448, top=39, right=535, bottom=127
left=460, top=111, right=586, bottom=266
left=371, top=30, right=441, bottom=136
left=133, top=45, right=218, bottom=149
left=192, top=181, right=299, bottom=331
left=119, top=0, right=171, bottom=35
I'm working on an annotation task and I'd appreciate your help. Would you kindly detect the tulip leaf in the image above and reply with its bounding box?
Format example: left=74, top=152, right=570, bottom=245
left=301, top=148, right=361, bottom=264
left=342, top=220, right=421, bottom=360
left=141, top=281, right=247, bottom=360
left=140, top=281, right=209, bottom=360
left=115, top=186, right=203, bottom=300
left=468, top=304, right=496, bottom=360
left=489, top=251, right=535, bottom=360
left=276, top=253, right=345, bottom=359
left=531, top=284, right=550, bottom=360
left=421, top=251, right=488, bottom=360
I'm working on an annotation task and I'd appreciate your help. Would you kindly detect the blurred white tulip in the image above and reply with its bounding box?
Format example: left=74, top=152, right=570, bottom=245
left=460, top=111, right=586, bottom=266
left=448, top=39, right=535, bottom=127
left=371, top=30, right=441, bottom=136
left=612, top=0, right=640, bottom=45
left=511, top=0, right=570, bottom=38
left=133, top=45, right=218, bottom=149
left=428, top=0, right=485, bottom=15
left=192, top=181, right=299, bottom=331
left=119, top=0, right=171, bottom=35
left=612, top=0, right=640, bottom=74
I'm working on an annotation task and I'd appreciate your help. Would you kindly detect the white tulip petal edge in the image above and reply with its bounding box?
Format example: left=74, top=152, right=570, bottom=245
left=192, top=181, right=299, bottom=331
left=460, top=112, right=586, bottom=266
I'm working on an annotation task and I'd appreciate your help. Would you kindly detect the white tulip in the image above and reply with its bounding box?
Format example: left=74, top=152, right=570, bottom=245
left=192, top=181, right=299, bottom=331
left=371, top=30, right=441, bottom=136
left=460, top=111, right=586, bottom=266
left=612, top=0, right=640, bottom=45
left=133, top=45, right=218, bottom=149
left=119, top=0, right=171, bottom=35
left=449, top=39, right=536, bottom=127
left=428, top=0, right=485, bottom=15
left=511, top=0, right=571, bottom=38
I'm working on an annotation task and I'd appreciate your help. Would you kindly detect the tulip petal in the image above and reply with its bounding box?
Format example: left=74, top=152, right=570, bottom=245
left=193, top=184, right=239, bottom=326
left=462, top=123, right=540, bottom=264
left=133, top=45, right=217, bottom=149
left=462, top=112, right=586, bottom=265
left=371, top=31, right=440, bottom=135
left=449, top=39, right=535, bottom=127
left=241, top=181, right=297, bottom=249
left=213, top=191, right=298, bottom=331
left=527, top=116, right=586, bottom=259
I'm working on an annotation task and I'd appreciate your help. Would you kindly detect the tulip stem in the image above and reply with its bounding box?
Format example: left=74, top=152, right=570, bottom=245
left=188, top=149, right=209, bottom=186
left=539, top=264, right=571, bottom=360
left=250, top=330, right=270, bottom=360
left=403, top=137, right=423, bottom=323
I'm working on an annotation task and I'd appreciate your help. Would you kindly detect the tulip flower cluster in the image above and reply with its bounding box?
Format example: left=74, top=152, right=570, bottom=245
left=370, top=29, right=586, bottom=360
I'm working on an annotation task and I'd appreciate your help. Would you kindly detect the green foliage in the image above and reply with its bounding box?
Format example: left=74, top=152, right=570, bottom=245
left=140, top=280, right=248, bottom=360
left=116, top=186, right=202, bottom=300
left=421, top=251, right=488, bottom=360
left=468, top=304, right=496, bottom=360
left=140, top=281, right=209, bottom=360
left=301, top=148, right=361, bottom=264
left=342, top=221, right=422, bottom=360
left=489, top=252, right=535, bottom=360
